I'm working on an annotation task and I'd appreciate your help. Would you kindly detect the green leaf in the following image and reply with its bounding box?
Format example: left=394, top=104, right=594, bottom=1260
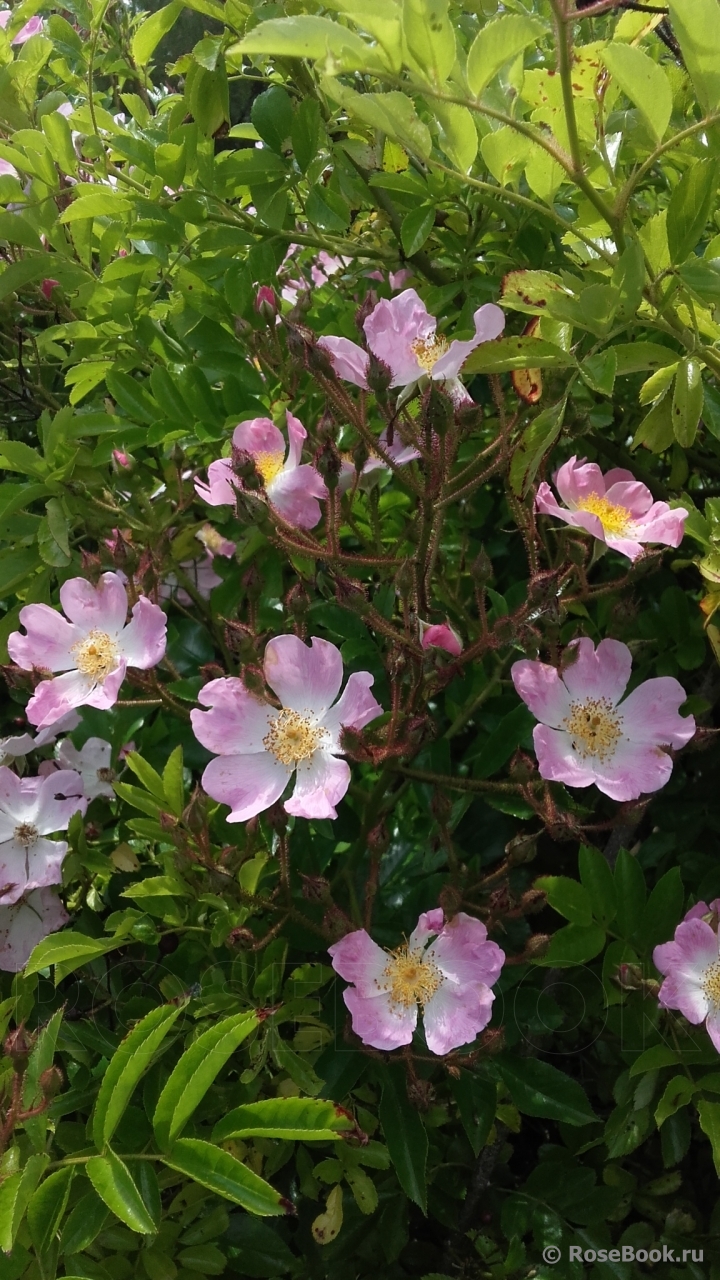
left=669, top=0, right=720, bottom=114
left=41, top=108, right=77, bottom=175
left=632, top=395, right=675, bottom=453
left=132, top=1, right=183, bottom=66
left=614, top=342, right=680, bottom=375
left=232, top=16, right=373, bottom=70
left=22, top=1007, right=63, bottom=1151
left=37, top=497, right=70, bottom=567
left=679, top=256, right=720, bottom=305
left=58, top=192, right=132, bottom=223
left=86, top=1151, right=157, bottom=1235
left=124, top=751, right=166, bottom=802
left=379, top=1067, right=427, bottom=1213
left=60, top=1189, right=108, bottom=1255
left=629, top=1045, right=681, bottom=1078
left=93, top=1004, right=182, bottom=1151
left=578, top=845, right=617, bottom=928
left=672, top=358, right=703, bottom=447
left=0, top=257, right=54, bottom=303
left=162, top=745, right=184, bottom=818
left=27, top=1167, right=74, bottom=1254
left=401, top=204, right=434, bottom=257
left=613, top=850, right=646, bottom=939
left=601, top=43, right=672, bottom=142
left=655, top=1076, right=695, bottom=1127
left=322, top=80, right=431, bottom=159
left=402, top=0, right=456, bottom=86
left=162, top=1138, right=287, bottom=1216
left=698, top=1099, right=720, bottom=1174
left=252, top=86, right=293, bottom=155
left=535, top=876, right=592, bottom=927
left=0, top=1155, right=48, bottom=1253
left=496, top=1057, right=596, bottom=1126
left=213, top=1097, right=353, bottom=1144
left=24, top=931, right=119, bottom=982
left=538, top=923, right=607, bottom=966
left=580, top=348, right=617, bottom=397
left=666, top=158, right=719, bottom=265
left=463, top=336, right=575, bottom=375
left=466, top=14, right=548, bottom=98
left=509, top=399, right=566, bottom=498
left=434, top=102, right=478, bottom=172
left=292, top=97, right=321, bottom=172
left=105, top=371, right=158, bottom=425
left=154, top=1011, right=258, bottom=1150
left=472, top=704, right=534, bottom=779
left=449, top=1071, right=496, bottom=1157
left=639, top=867, right=684, bottom=953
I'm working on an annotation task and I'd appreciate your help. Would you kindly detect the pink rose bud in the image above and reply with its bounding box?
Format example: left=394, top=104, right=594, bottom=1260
left=421, top=622, right=463, bottom=657
left=254, top=286, right=277, bottom=320
left=41, top=279, right=60, bottom=301
left=112, top=450, right=132, bottom=470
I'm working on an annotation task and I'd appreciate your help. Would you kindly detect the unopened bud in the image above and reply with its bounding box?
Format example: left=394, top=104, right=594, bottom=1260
left=456, top=401, right=483, bottom=434
left=301, top=873, right=331, bottom=902
left=242, top=664, right=266, bottom=698
left=315, top=440, right=341, bottom=488
left=286, top=580, right=310, bottom=621
left=366, top=354, right=393, bottom=396
left=232, top=449, right=263, bottom=491
left=307, top=343, right=335, bottom=376
left=4, top=1025, right=32, bottom=1070
left=39, top=1065, right=63, bottom=1099
left=524, top=933, right=551, bottom=959
left=254, top=285, right=277, bottom=321
left=265, top=802, right=288, bottom=834
left=615, top=962, right=644, bottom=991
left=112, top=449, right=134, bottom=471
left=323, top=903, right=354, bottom=941
left=438, top=884, right=462, bottom=916
left=422, top=382, right=454, bottom=437
left=471, top=547, right=494, bottom=583
left=227, top=927, right=257, bottom=949
left=505, top=832, right=538, bottom=864
left=478, top=1026, right=505, bottom=1055
left=519, top=888, right=546, bottom=914
left=355, top=292, right=377, bottom=333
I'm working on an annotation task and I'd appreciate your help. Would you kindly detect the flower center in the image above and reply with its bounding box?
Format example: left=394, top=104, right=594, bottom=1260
left=704, top=960, right=720, bottom=1006
left=563, top=698, right=623, bottom=762
left=385, top=945, right=442, bottom=1009
left=263, top=708, right=326, bottom=767
left=14, top=823, right=38, bottom=848
left=72, top=630, right=118, bottom=681
left=254, top=451, right=285, bottom=487
left=576, top=494, right=633, bottom=537
left=411, top=333, right=450, bottom=373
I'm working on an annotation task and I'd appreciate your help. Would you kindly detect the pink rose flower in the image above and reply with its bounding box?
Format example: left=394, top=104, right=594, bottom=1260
left=328, top=908, right=505, bottom=1054
left=8, top=572, right=167, bottom=729
left=654, top=900, right=720, bottom=1052
left=0, top=767, right=86, bottom=905
left=536, top=456, right=688, bottom=562
left=56, top=737, right=115, bottom=801
left=421, top=622, right=463, bottom=657
left=338, top=429, right=420, bottom=493
left=0, top=888, right=69, bottom=973
left=191, top=635, right=383, bottom=821
left=0, top=10, right=43, bottom=43
left=0, top=710, right=81, bottom=766
left=512, top=637, right=695, bottom=801
left=195, top=411, right=327, bottom=530
left=317, top=288, right=505, bottom=404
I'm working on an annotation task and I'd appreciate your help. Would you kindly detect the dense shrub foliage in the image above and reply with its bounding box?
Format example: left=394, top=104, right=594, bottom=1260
left=4, top=0, right=720, bottom=1276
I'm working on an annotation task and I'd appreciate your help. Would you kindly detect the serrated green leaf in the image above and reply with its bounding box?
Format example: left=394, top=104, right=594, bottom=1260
left=212, top=1096, right=352, bottom=1144
left=132, top=1, right=183, bottom=66
left=93, top=1004, right=182, bottom=1151
left=162, top=1139, right=287, bottom=1215
left=467, top=14, right=547, bottom=98
left=154, top=1011, right=258, bottom=1150
left=602, top=43, right=672, bottom=143
left=86, top=1150, right=156, bottom=1234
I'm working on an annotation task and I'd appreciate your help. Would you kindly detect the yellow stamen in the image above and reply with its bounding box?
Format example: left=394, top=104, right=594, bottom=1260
left=564, top=698, right=622, bottom=762
left=383, top=945, right=442, bottom=1009
left=72, top=630, right=118, bottom=681
left=263, top=708, right=326, bottom=767
left=411, top=333, right=450, bottom=373
left=254, top=451, right=285, bottom=487
left=704, top=960, right=720, bottom=1005
left=14, top=823, right=38, bottom=848
left=576, top=493, right=633, bottom=537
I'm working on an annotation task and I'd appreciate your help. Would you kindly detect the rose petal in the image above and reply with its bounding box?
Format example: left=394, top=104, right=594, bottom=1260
left=264, top=635, right=343, bottom=716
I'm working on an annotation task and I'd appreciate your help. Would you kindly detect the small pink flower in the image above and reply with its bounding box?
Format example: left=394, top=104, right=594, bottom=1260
left=0, top=888, right=69, bottom=972
left=0, top=768, right=86, bottom=905
left=0, top=711, right=81, bottom=766
left=195, top=412, right=327, bottom=530
left=328, top=908, right=505, bottom=1054
left=191, top=635, right=382, bottom=822
left=536, top=456, right=687, bottom=562
left=56, top=737, right=115, bottom=800
left=421, top=622, right=463, bottom=657
left=512, top=637, right=695, bottom=801
left=311, top=251, right=352, bottom=287
left=338, top=429, right=420, bottom=493
left=8, top=572, right=167, bottom=729
left=0, top=157, right=18, bottom=179
left=0, top=11, right=43, bottom=42
left=654, top=900, right=720, bottom=1052
left=41, top=279, right=60, bottom=301
left=318, top=288, right=505, bottom=404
